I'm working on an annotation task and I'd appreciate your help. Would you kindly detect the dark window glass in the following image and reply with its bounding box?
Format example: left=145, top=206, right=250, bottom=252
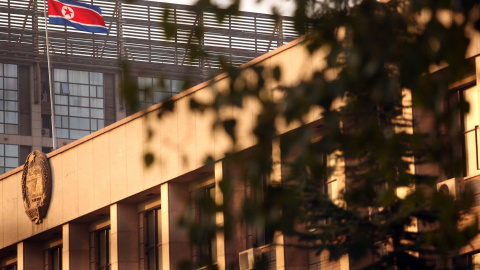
left=136, top=77, right=186, bottom=111
left=52, top=68, right=105, bottom=140
left=249, top=175, right=273, bottom=248
left=96, top=228, right=111, bottom=270
left=0, top=63, right=19, bottom=135
left=191, top=185, right=217, bottom=266
left=47, top=246, right=62, bottom=270
left=0, top=143, right=19, bottom=174
left=2, top=263, right=17, bottom=270
left=146, top=208, right=162, bottom=270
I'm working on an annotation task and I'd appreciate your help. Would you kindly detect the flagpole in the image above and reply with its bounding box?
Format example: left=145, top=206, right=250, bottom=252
left=41, top=0, right=57, bottom=150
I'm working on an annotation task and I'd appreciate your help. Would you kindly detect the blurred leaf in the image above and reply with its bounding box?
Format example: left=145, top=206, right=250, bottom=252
left=144, top=153, right=154, bottom=167
left=223, top=119, right=237, bottom=143
left=127, top=0, right=480, bottom=268
left=161, top=9, right=176, bottom=40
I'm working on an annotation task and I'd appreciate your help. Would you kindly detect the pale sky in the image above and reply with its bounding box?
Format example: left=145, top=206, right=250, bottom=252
left=150, top=0, right=296, bottom=16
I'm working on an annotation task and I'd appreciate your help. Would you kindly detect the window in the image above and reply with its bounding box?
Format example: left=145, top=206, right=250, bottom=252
left=325, top=179, right=338, bottom=202
left=244, top=169, right=279, bottom=249
left=53, top=69, right=104, bottom=140
left=145, top=208, right=162, bottom=270
left=0, top=257, right=17, bottom=270
left=0, top=63, right=19, bottom=135
left=137, top=77, right=185, bottom=110
left=93, top=228, right=111, bottom=270
left=5, top=265, right=16, bottom=270
left=320, top=178, right=338, bottom=225
left=191, top=185, right=217, bottom=267
left=45, top=246, right=62, bottom=270
left=247, top=175, right=274, bottom=248
left=454, top=251, right=480, bottom=269
left=461, top=85, right=480, bottom=177
left=1, top=264, right=16, bottom=270
left=0, top=144, right=18, bottom=174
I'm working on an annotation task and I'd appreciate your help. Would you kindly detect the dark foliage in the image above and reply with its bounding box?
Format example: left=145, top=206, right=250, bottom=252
left=122, top=0, right=480, bottom=269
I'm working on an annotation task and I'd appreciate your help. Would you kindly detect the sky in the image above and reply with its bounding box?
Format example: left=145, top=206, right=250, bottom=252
left=150, top=0, right=296, bottom=16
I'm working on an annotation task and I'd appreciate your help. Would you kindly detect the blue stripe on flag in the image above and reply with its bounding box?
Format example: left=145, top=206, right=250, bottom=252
left=49, top=17, right=108, bottom=34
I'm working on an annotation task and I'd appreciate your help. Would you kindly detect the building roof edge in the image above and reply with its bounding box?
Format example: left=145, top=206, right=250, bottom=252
left=0, top=36, right=306, bottom=181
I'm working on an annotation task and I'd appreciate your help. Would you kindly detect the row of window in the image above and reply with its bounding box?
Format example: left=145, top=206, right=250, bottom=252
left=0, top=144, right=18, bottom=174
left=0, top=63, right=187, bottom=141
left=0, top=264, right=16, bottom=270
left=0, top=168, right=342, bottom=270
left=51, top=73, right=185, bottom=140
left=0, top=183, right=216, bottom=270
left=137, top=77, right=185, bottom=110
left=0, top=63, right=19, bottom=135
left=0, top=217, right=139, bottom=270
left=53, top=69, right=105, bottom=140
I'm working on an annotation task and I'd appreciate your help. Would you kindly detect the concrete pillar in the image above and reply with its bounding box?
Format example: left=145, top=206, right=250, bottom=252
left=340, top=255, right=350, bottom=270
left=222, top=158, right=247, bottom=269
left=215, top=161, right=226, bottom=270
left=62, top=223, right=89, bottom=270
left=271, top=138, right=310, bottom=269
left=161, top=182, right=190, bottom=270
left=271, top=138, right=287, bottom=270
left=110, top=203, right=139, bottom=270
left=335, top=152, right=350, bottom=270
left=114, top=72, right=127, bottom=121
left=17, top=241, right=42, bottom=270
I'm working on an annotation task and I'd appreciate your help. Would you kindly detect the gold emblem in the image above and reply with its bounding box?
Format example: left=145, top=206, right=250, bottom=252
left=21, top=150, right=52, bottom=224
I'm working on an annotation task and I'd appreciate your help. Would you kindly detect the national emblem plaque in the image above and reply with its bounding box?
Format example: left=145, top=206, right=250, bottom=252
left=21, top=150, right=52, bottom=224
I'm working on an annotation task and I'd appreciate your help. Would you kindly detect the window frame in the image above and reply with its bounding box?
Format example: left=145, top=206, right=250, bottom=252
left=247, top=173, right=274, bottom=248
left=93, top=227, right=111, bottom=270
left=0, top=63, right=19, bottom=135
left=52, top=68, right=105, bottom=140
left=136, top=76, right=185, bottom=110
left=0, top=256, right=17, bottom=270
left=144, top=207, right=162, bottom=270
left=45, top=245, right=62, bottom=270
left=190, top=182, right=218, bottom=268
left=0, top=143, right=19, bottom=174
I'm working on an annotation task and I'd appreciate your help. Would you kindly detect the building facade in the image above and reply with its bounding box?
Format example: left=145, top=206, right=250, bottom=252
left=0, top=0, right=297, bottom=174
left=4, top=2, right=480, bottom=270
left=0, top=37, right=339, bottom=270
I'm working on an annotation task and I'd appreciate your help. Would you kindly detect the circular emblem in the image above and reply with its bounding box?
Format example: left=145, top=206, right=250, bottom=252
left=21, top=151, right=52, bottom=224
left=61, top=6, right=75, bottom=19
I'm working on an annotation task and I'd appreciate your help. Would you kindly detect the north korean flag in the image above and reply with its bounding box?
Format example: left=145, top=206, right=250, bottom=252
left=48, top=0, right=108, bottom=34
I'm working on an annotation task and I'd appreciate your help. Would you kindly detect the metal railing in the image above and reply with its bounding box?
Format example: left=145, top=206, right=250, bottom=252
left=0, top=0, right=298, bottom=80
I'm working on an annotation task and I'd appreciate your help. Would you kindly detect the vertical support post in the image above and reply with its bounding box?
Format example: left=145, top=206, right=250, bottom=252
left=476, top=125, right=479, bottom=170
left=270, top=138, right=286, bottom=270
left=116, top=0, right=124, bottom=60
left=215, top=161, right=226, bottom=270
left=174, top=8, right=178, bottom=66
left=41, top=0, right=56, bottom=150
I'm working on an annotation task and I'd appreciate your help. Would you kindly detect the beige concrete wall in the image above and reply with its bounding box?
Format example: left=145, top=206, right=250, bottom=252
left=0, top=39, right=324, bottom=250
